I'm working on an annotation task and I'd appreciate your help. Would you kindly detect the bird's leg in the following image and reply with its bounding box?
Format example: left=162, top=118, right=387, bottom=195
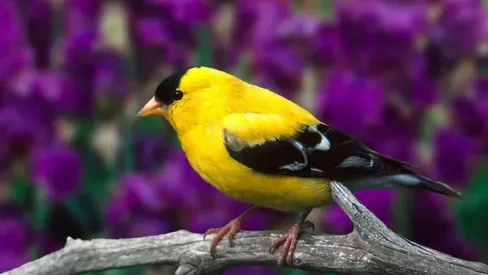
left=269, top=209, right=314, bottom=266
left=203, top=206, right=259, bottom=258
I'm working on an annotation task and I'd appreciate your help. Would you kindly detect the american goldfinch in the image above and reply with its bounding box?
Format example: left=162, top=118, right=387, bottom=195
left=136, top=66, right=461, bottom=266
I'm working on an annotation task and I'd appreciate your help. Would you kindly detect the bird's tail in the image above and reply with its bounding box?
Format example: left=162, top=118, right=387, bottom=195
left=413, top=174, right=462, bottom=198
left=358, top=150, right=462, bottom=199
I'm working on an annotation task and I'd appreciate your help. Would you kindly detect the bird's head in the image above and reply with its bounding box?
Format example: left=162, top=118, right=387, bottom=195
left=137, top=66, right=243, bottom=135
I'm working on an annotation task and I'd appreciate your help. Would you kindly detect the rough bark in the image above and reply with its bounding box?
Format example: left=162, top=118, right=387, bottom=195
left=4, top=182, right=488, bottom=275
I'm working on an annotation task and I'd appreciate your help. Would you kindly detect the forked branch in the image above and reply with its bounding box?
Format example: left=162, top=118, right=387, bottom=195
left=4, top=182, right=488, bottom=275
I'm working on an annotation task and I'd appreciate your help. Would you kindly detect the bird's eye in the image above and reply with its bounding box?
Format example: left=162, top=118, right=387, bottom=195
left=172, top=90, right=183, bottom=101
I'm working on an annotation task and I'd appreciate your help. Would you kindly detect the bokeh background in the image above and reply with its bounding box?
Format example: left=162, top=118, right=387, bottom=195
left=1, top=0, right=488, bottom=274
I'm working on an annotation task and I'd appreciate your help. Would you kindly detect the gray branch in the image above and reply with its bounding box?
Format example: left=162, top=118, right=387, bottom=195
left=4, top=182, right=488, bottom=275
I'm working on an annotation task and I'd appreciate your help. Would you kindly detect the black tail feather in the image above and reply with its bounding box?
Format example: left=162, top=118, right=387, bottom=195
left=415, top=174, right=462, bottom=198
left=366, top=150, right=462, bottom=199
left=349, top=173, right=462, bottom=198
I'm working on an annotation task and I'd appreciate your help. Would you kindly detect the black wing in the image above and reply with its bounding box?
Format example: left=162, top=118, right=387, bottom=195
left=224, top=123, right=407, bottom=181
left=224, top=123, right=462, bottom=198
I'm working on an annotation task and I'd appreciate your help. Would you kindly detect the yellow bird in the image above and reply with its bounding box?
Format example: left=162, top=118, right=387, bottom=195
left=136, top=66, right=461, bottom=266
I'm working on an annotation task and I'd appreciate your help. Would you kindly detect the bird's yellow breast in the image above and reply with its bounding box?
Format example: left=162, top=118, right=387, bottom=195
left=179, top=126, right=332, bottom=212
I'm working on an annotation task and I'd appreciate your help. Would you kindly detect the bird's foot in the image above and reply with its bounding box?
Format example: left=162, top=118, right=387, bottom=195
left=269, top=220, right=315, bottom=266
left=203, top=218, right=242, bottom=258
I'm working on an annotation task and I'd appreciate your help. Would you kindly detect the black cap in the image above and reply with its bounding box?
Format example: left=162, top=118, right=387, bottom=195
left=154, top=66, right=200, bottom=105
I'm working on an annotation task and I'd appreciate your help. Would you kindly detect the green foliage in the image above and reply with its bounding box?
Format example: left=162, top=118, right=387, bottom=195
left=72, top=120, right=113, bottom=202
left=10, top=174, right=49, bottom=258
left=83, top=266, right=145, bottom=275
left=31, top=188, right=50, bottom=231
left=454, top=159, right=488, bottom=259
left=118, top=115, right=135, bottom=174
left=69, top=119, right=114, bottom=234
left=237, top=56, right=252, bottom=83
left=9, top=174, right=32, bottom=209
left=195, top=25, right=213, bottom=67
left=420, top=109, right=438, bottom=145
left=394, top=190, right=413, bottom=238
left=65, top=195, right=98, bottom=233
left=133, top=116, right=166, bottom=136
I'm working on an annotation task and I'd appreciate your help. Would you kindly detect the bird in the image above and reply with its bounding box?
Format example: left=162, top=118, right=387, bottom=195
left=136, top=66, right=462, bottom=266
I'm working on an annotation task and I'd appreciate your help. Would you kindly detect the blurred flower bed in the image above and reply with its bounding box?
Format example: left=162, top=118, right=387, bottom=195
left=1, top=0, right=488, bottom=274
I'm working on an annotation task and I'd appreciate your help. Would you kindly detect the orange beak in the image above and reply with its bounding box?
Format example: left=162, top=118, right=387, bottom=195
left=136, top=97, right=165, bottom=117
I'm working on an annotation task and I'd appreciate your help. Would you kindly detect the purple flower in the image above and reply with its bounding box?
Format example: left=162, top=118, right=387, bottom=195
left=324, top=189, right=397, bottom=233
left=154, top=151, right=270, bottom=232
left=129, top=0, right=212, bottom=73
left=132, top=16, right=189, bottom=70
left=58, top=76, right=94, bottom=117
left=134, top=17, right=173, bottom=46
left=451, top=97, right=487, bottom=138
left=390, top=55, right=441, bottom=111
left=8, top=70, right=63, bottom=106
left=433, top=129, right=481, bottom=186
left=231, top=0, right=257, bottom=52
left=148, top=0, right=213, bottom=27
left=127, top=213, right=171, bottom=237
left=0, top=205, right=32, bottom=272
left=0, top=89, right=56, bottom=160
left=411, top=192, right=479, bottom=261
left=233, top=0, right=306, bottom=97
left=315, top=69, right=386, bottom=137
left=58, top=31, right=99, bottom=116
left=30, top=143, right=82, bottom=202
left=363, top=106, right=418, bottom=162
left=93, top=50, right=130, bottom=107
left=233, top=0, right=291, bottom=50
left=131, top=134, right=167, bottom=172
left=409, top=64, right=440, bottom=110
left=448, top=77, right=488, bottom=153
left=58, top=32, right=129, bottom=116
left=253, top=41, right=303, bottom=81
left=23, top=0, right=54, bottom=68
left=335, top=0, right=427, bottom=75
left=0, top=1, right=24, bottom=46
left=129, top=0, right=206, bottom=76
left=276, top=14, right=322, bottom=50
left=108, top=174, right=163, bottom=217
left=0, top=1, right=34, bottom=85
left=0, top=102, right=45, bottom=158
left=64, top=0, right=101, bottom=35
left=450, top=75, right=488, bottom=139
left=473, top=77, right=488, bottom=132
left=154, top=151, right=221, bottom=211
left=105, top=173, right=169, bottom=237
left=312, top=23, right=343, bottom=66
left=251, top=43, right=304, bottom=98
left=105, top=158, right=267, bottom=238
left=187, top=202, right=270, bottom=234
left=240, top=209, right=274, bottom=231
left=187, top=208, right=237, bottom=234
left=0, top=70, right=61, bottom=165
left=60, top=31, right=99, bottom=75
left=252, top=15, right=322, bottom=91
left=430, top=0, right=487, bottom=59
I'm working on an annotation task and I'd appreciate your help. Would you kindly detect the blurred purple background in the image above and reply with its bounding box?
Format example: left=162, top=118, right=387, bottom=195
left=1, top=0, right=488, bottom=274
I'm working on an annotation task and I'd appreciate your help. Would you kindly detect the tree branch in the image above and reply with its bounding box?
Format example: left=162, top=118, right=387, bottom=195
left=4, top=182, right=488, bottom=275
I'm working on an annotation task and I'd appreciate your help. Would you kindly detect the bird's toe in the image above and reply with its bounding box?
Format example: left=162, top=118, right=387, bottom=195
left=205, top=218, right=243, bottom=257
left=203, top=227, right=221, bottom=240
left=271, top=221, right=311, bottom=266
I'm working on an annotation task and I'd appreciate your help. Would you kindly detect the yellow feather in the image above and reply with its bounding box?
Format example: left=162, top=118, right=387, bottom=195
left=161, top=67, right=332, bottom=211
left=223, top=113, right=295, bottom=146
